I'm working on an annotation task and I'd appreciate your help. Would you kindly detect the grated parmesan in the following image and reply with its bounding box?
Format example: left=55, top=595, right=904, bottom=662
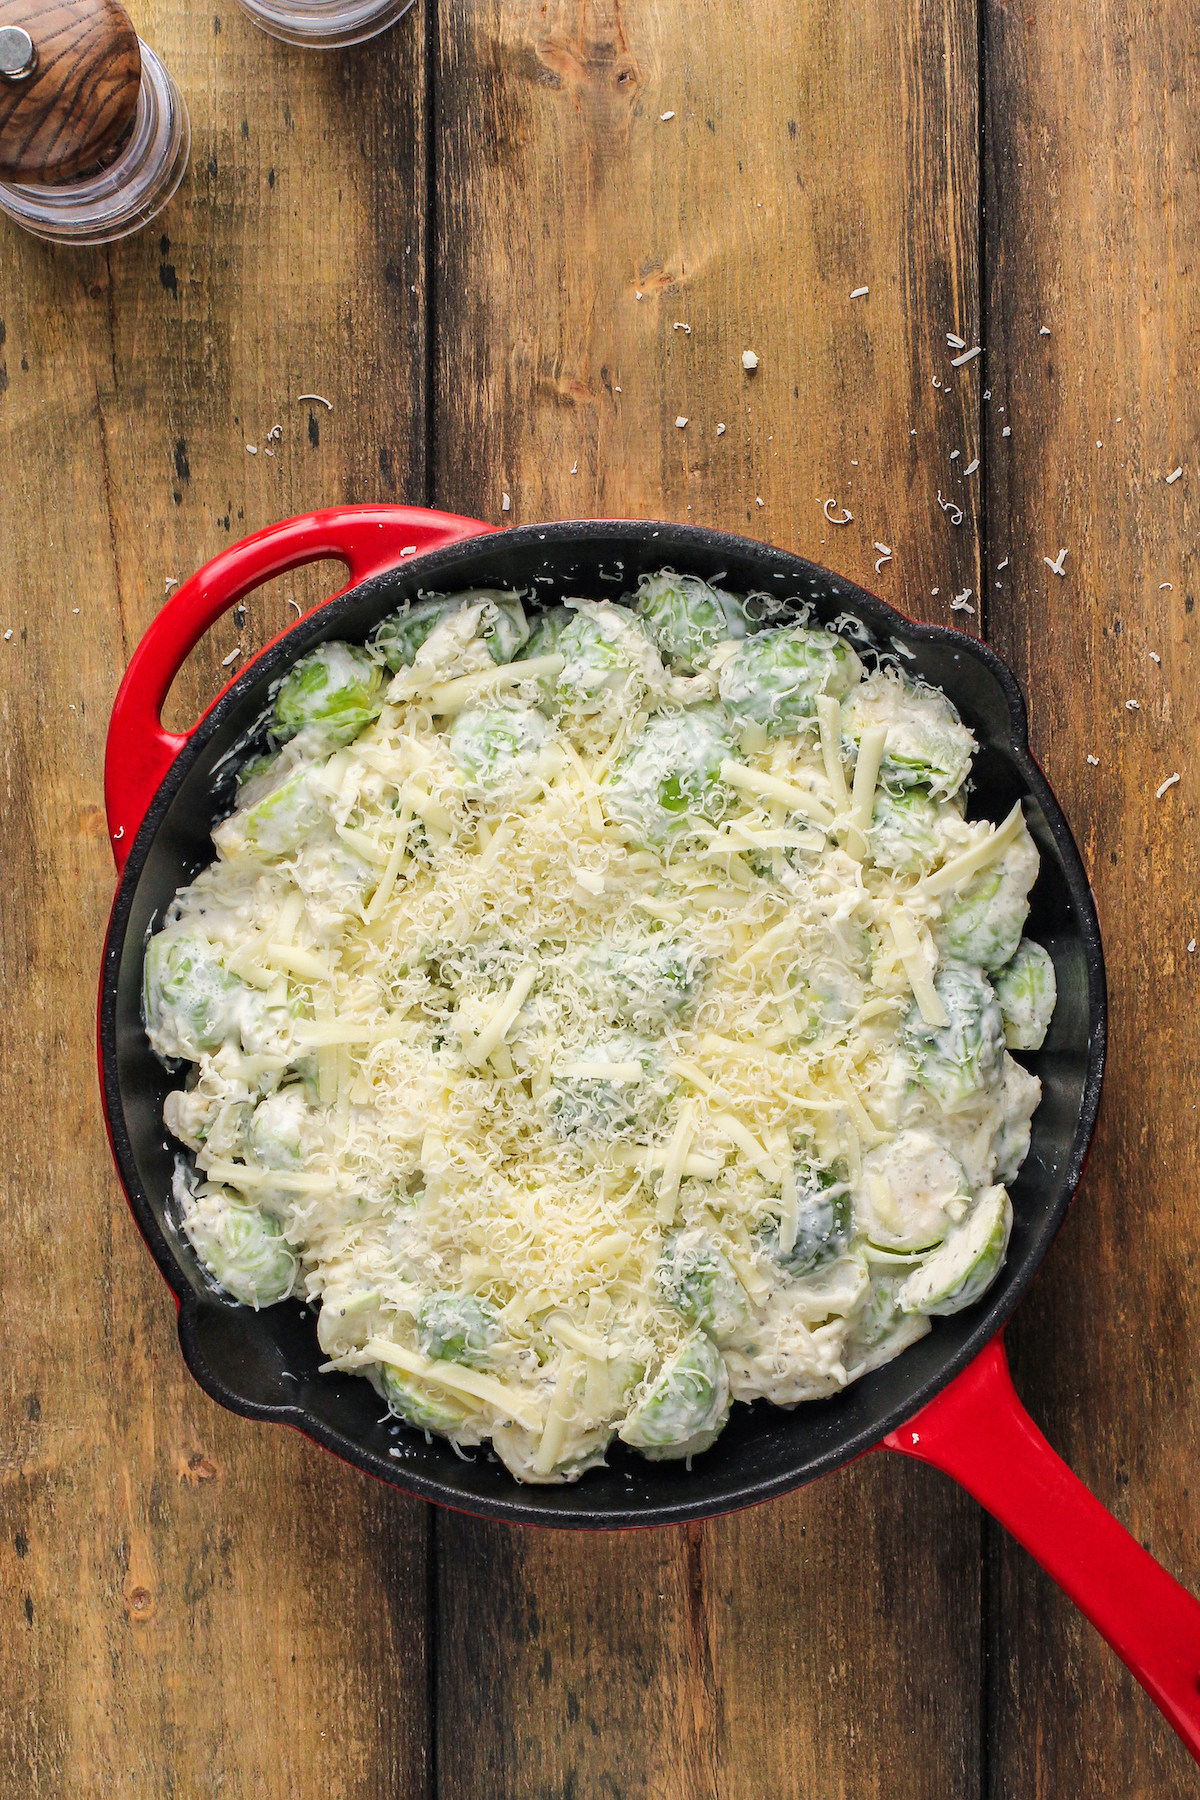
left=146, top=578, right=1046, bottom=1485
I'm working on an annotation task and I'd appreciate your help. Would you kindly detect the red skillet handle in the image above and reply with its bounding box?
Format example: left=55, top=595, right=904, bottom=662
left=104, top=504, right=495, bottom=873
left=883, top=1333, right=1200, bottom=1763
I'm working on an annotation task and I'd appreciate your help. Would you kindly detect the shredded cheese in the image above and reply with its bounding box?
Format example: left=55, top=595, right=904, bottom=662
left=920, top=801, right=1024, bottom=896
left=148, top=573, right=1048, bottom=1488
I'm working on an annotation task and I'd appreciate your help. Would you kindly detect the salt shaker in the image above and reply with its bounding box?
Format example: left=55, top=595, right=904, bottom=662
left=0, top=0, right=189, bottom=244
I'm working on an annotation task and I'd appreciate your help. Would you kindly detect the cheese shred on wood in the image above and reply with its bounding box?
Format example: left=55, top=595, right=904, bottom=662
left=145, top=572, right=1051, bottom=1485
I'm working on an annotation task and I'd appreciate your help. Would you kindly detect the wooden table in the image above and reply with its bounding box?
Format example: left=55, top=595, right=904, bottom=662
left=2, top=1, right=1196, bottom=1791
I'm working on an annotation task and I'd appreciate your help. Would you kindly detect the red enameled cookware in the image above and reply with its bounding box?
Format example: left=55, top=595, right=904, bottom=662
left=98, top=505, right=1200, bottom=1762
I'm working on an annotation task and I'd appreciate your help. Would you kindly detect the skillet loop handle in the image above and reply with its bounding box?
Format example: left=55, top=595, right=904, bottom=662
left=883, top=1334, right=1200, bottom=1765
left=103, top=504, right=496, bottom=873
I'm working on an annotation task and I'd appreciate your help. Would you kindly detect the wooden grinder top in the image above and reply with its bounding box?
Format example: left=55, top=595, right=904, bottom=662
left=0, top=0, right=141, bottom=185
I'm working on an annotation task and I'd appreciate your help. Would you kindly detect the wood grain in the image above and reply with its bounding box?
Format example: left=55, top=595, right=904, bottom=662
left=433, top=4, right=985, bottom=1795
left=0, top=0, right=141, bottom=185
left=0, top=4, right=433, bottom=1795
left=982, top=0, right=1200, bottom=1790
left=1, top=0, right=1197, bottom=1788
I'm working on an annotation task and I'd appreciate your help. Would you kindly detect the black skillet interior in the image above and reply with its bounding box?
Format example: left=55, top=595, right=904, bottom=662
left=100, top=520, right=1106, bottom=1528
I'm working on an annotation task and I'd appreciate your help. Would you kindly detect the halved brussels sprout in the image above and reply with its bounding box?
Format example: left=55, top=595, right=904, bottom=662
left=992, top=938, right=1057, bottom=1050
left=552, top=603, right=663, bottom=713
left=790, top=954, right=866, bottom=1042
left=633, top=571, right=749, bottom=670
left=903, top=961, right=1006, bottom=1109
left=183, top=1194, right=299, bottom=1307
left=519, top=604, right=574, bottom=660
left=618, top=1333, right=730, bottom=1461
left=987, top=1055, right=1041, bottom=1186
left=656, top=1235, right=749, bottom=1345
left=601, top=704, right=734, bottom=842
left=274, top=642, right=383, bottom=747
left=448, top=704, right=553, bottom=792
left=378, top=1362, right=473, bottom=1432
left=581, top=934, right=702, bottom=1025
left=853, top=1276, right=907, bottom=1348
left=249, top=1087, right=317, bottom=1170
left=849, top=1276, right=932, bottom=1368
left=869, top=786, right=943, bottom=876
left=315, top=1287, right=382, bottom=1355
left=491, top=1419, right=613, bottom=1485
left=416, top=1293, right=502, bottom=1367
left=476, top=593, right=531, bottom=664
left=897, top=1184, right=1012, bottom=1316
left=934, top=830, right=1039, bottom=971
left=858, top=1131, right=969, bottom=1251
left=760, top=1168, right=853, bottom=1276
left=144, top=930, right=241, bottom=1060
left=216, top=764, right=325, bottom=861
left=843, top=670, right=976, bottom=798
left=547, top=1034, right=663, bottom=1141
left=235, top=750, right=283, bottom=802
left=375, top=591, right=530, bottom=672
left=374, top=597, right=457, bottom=670
left=718, top=624, right=862, bottom=737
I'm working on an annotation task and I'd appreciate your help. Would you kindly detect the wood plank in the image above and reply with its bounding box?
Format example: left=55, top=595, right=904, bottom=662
left=435, top=0, right=984, bottom=624
left=983, top=0, right=1200, bottom=1789
left=433, top=3, right=985, bottom=1794
left=0, top=7, right=433, bottom=1795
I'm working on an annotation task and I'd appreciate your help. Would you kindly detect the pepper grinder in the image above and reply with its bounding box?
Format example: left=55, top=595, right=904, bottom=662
left=0, top=1, right=189, bottom=244
left=236, top=0, right=415, bottom=50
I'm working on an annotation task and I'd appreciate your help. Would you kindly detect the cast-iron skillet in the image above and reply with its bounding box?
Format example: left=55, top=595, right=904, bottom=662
left=98, top=507, right=1200, bottom=1758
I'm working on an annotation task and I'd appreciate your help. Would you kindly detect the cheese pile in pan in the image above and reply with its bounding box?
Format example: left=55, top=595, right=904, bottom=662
left=145, top=571, right=1056, bottom=1483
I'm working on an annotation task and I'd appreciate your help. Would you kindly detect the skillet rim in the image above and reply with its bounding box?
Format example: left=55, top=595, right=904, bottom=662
left=98, top=517, right=1107, bottom=1528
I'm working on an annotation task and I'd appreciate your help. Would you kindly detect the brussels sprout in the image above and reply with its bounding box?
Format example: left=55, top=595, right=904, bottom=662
left=249, top=1087, right=315, bottom=1170
left=602, top=705, right=734, bottom=842
left=416, top=1293, right=502, bottom=1367
left=378, top=1362, right=473, bottom=1432
left=235, top=750, right=283, bottom=802
left=183, top=1194, right=298, bottom=1307
left=853, top=1277, right=907, bottom=1348
left=934, top=830, right=1040, bottom=971
left=897, top=1184, right=1012, bottom=1316
left=448, top=704, right=553, bottom=792
left=842, top=671, right=976, bottom=798
left=619, top=1333, right=731, bottom=1461
left=760, top=1168, right=853, bottom=1277
left=372, top=597, right=460, bottom=671
left=475, top=592, right=531, bottom=664
left=519, top=604, right=574, bottom=660
left=581, top=934, right=702, bottom=1025
left=992, top=938, right=1057, bottom=1050
left=273, top=642, right=383, bottom=747
left=144, top=930, right=241, bottom=1059
left=849, top=1276, right=932, bottom=1368
left=656, top=1235, right=749, bottom=1345
left=989, top=1055, right=1042, bottom=1186
left=718, top=624, right=862, bottom=737
left=858, top=1131, right=969, bottom=1251
left=547, top=1034, right=663, bottom=1141
left=374, top=591, right=530, bottom=672
left=633, top=571, right=749, bottom=670
left=552, top=603, right=662, bottom=711
left=791, top=955, right=865, bottom=1041
left=491, top=1419, right=613, bottom=1484
left=903, top=961, right=1005, bottom=1109
left=217, top=765, right=325, bottom=861
left=869, top=786, right=943, bottom=876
